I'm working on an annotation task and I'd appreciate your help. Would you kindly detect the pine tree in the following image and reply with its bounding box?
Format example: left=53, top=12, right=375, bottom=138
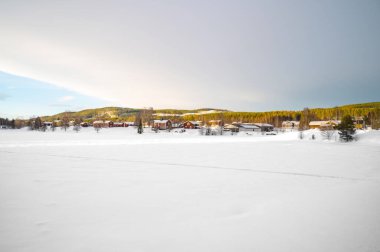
left=337, top=115, right=355, bottom=142
left=34, top=117, right=42, bottom=130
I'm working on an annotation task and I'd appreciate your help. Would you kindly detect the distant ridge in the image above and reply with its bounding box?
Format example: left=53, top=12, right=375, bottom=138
left=41, top=101, right=380, bottom=125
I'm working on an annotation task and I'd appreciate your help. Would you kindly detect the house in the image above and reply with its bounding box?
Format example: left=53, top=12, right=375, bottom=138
left=232, top=122, right=273, bottom=132
left=53, top=120, right=62, bottom=127
left=208, top=120, right=224, bottom=127
left=113, top=122, right=127, bottom=127
left=224, top=124, right=239, bottom=132
left=232, top=123, right=261, bottom=132
left=43, top=122, right=53, bottom=127
left=240, top=123, right=261, bottom=132
left=124, top=122, right=135, bottom=126
left=309, top=120, right=340, bottom=129
left=172, top=122, right=182, bottom=128
left=104, top=121, right=114, bottom=127
left=153, top=120, right=172, bottom=130
left=80, top=122, right=89, bottom=127
left=93, top=120, right=105, bottom=128
left=353, top=116, right=365, bottom=129
left=253, top=123, right=274, bottom=132
left=282, top=121, right=300, bottom=129
left=183, top=121, right=202, bottom=129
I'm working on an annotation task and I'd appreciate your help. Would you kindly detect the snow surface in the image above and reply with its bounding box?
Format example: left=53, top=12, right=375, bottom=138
left=1, top=128, right=380, bottom=252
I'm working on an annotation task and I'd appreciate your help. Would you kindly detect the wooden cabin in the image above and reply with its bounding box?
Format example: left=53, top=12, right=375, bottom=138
left=153, top=120, right=172, bottom=130
left=183, top=121, right=201, bottom=129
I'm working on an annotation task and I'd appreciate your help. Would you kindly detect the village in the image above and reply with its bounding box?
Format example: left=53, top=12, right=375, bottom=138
left=32, top=117, right=366, bottom=134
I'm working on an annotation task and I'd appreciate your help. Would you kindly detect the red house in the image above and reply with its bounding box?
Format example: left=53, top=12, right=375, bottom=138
left=183, top=121, right=201, bottom=129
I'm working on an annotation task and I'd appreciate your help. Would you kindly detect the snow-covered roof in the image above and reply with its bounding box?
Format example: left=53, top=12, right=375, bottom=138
left=239, top=124, right=260, bottom=129
left=185, top=121, right=201, bottom=125
left=93, top=120, right=104, bottom=124
left=252, top=123, right=274, bottom=127
left=224, top=124, right=238, bottom=129
left=309, top=120, right=340, bottom=126
left=154, top=120, right=170, bottom=123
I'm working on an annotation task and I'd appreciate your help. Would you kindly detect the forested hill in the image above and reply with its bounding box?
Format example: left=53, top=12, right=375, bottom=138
left=41, top=102, right=380, bottom=127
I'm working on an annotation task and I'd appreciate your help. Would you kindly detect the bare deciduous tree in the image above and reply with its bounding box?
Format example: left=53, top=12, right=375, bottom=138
left=61, top=112, right=70, bottom=131
left=73, top=117, right=82, bottom=133
left=321, top=129, right=335, bottom=140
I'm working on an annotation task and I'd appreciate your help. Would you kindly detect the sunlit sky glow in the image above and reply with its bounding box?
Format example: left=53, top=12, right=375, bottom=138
left=0, top=0, right=379, bottom=118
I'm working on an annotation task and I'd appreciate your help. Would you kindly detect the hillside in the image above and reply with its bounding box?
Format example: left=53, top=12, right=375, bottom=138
left=41, top=102, right=380, bottom=126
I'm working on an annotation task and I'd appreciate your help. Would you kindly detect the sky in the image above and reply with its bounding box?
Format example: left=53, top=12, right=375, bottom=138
left=0, top=0, right=379, bottom=118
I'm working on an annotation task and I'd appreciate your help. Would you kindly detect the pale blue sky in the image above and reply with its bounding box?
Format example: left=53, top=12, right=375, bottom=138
left=0, top=72, right=109, bottom=118
left=0, top=0, right=379, bottom=118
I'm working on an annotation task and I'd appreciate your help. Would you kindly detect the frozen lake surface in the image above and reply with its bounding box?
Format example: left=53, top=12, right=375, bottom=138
left=1, top=128, right=380, bottom=252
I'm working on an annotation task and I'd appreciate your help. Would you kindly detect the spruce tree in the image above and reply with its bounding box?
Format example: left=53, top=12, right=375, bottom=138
left=337, top=115, right=355, bottom=142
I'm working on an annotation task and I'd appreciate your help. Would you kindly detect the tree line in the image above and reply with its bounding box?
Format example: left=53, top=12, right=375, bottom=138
left=3, top=102, right=380, bottom=130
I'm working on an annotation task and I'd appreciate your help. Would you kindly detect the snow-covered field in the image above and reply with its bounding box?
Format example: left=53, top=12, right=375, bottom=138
left=1, top=128, right=380, bottom=252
